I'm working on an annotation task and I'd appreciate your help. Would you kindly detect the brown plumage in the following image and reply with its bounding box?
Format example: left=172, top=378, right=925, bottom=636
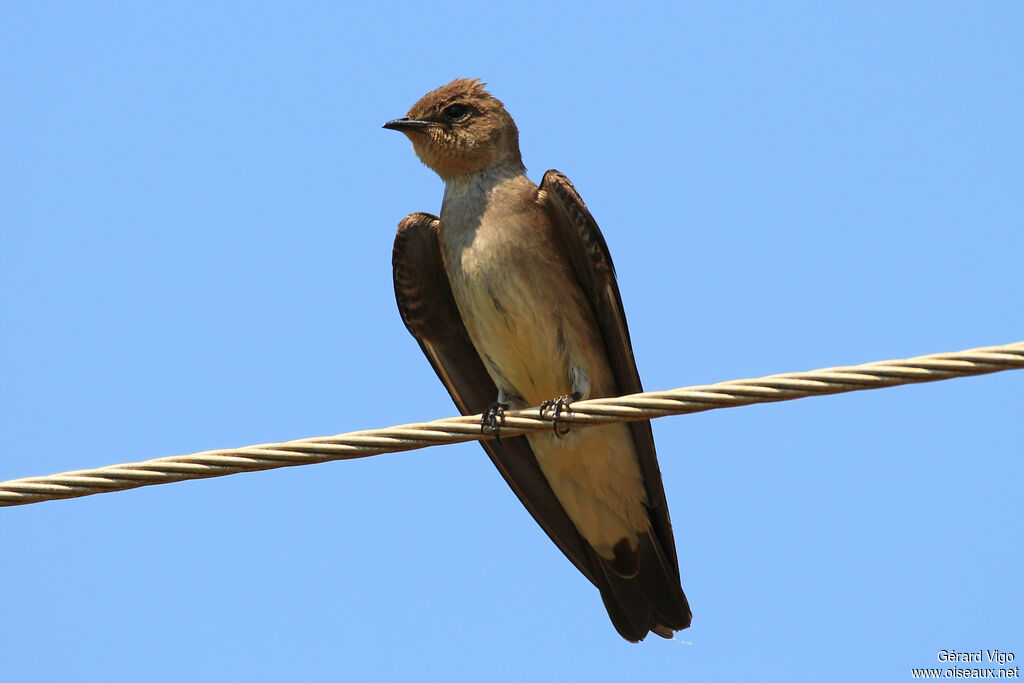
left=387, top=79, right=523, bottom=180
left=386, top=79, right=691, bottom=641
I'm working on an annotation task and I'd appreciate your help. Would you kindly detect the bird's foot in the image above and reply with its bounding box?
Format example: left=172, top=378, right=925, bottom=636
left=539, top=392, right=581, bottom=438
left=481, top=401, right=510, bottom=439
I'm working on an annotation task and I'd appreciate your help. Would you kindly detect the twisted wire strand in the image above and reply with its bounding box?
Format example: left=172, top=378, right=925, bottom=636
left=2, top=341, right=1021, bottom=508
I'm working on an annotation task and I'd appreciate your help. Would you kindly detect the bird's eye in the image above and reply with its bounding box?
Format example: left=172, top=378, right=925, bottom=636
left=443, top=104, right=470, bottom=122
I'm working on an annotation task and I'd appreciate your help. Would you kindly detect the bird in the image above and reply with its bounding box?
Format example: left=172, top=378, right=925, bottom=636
left=385, top=78, right=690, bottom=642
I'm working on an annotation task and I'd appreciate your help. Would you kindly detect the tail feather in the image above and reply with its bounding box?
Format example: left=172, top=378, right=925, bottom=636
left=596, top=532, right=691, bottom=641
left=597, top=566, right=654, bottom=642
left=634, top=531, right=692, bottom=630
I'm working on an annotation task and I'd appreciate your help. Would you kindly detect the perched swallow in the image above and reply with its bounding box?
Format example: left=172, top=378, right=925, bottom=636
left=386, top=78, right=690, bottom=641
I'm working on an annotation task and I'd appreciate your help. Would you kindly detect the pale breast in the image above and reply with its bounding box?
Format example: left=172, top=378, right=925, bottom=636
left=439, top=168, right=651, bottom=554
left=447, top=218, right=575, bottom=403
left=440, top=170, right=591, bottom=404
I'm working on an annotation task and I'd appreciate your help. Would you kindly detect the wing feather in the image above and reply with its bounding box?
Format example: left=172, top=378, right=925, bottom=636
left=393, top=212, right=601, bottom=585
left=538, top=170, right=692, bottom=633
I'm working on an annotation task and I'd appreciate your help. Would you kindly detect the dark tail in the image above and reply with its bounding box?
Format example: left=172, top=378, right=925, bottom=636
left=597, top=531, right=691, bottom=642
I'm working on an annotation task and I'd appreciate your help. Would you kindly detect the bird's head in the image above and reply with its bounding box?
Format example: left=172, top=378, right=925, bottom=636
left=383, top=78, right=524, bottom=181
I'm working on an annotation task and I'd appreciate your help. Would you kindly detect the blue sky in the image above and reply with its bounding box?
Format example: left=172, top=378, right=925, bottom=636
left=2, top=2, right=1022, bottom=681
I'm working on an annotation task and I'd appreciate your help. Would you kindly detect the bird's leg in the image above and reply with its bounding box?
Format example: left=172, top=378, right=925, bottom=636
left=481, top=401, right=509, bottom=438
left=540, top=391, right=582, bottom=438
left=481, top=387, right=516, bottom=439
left=540, top=365, right=590, bottom=438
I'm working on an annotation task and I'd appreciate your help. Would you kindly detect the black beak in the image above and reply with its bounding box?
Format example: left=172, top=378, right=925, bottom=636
left=382, top=117, right=439, bottom=132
